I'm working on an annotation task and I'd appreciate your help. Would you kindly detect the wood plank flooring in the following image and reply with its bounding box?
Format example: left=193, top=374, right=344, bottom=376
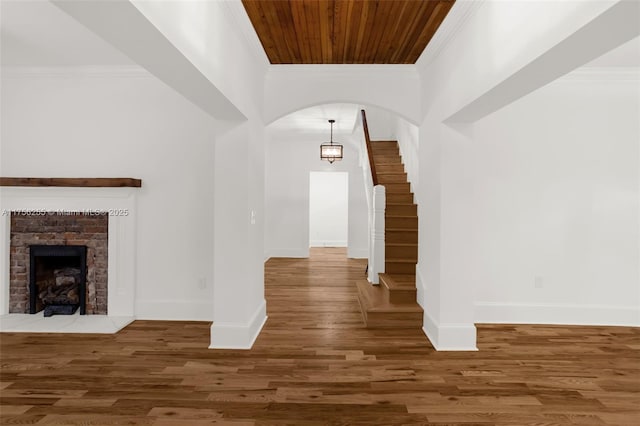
left=1, top=248, right=639, bottom=424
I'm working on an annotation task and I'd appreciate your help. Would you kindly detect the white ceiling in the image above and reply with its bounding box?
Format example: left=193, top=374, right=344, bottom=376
left=269, top=103, right=361, bottom=135
left=0, top=0, right=133, bottom=67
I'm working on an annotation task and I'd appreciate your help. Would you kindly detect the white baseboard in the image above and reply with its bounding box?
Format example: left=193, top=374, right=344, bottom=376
left=415, top=267, right=426, bottom=309
left=209, top=299, right=267, bottom=350
left=135, top=300, right=212, bottom=321
left=475, top=302, right=640, bottom=327
left=267, top=248, right=309, bottom=258
left=310, top=240, right=348, bottom=247
left=422, top=310, right=477, bottom=351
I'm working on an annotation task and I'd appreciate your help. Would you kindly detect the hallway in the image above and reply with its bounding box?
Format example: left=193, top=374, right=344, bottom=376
left=0, top=248, right=638, bottom=424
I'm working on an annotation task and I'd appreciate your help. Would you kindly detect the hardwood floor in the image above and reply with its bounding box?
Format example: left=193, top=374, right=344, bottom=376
left=1, top=248, right=639, bottom=424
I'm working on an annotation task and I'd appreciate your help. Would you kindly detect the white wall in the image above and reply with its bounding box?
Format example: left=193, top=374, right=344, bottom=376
left=415, top=1, right=640, bottom=350
left=418, top=0, right=622, bottom=121
left=470, top=72, right=639, bottom=325
left=265, top=133, right=368, bottom=259
left=264, top=66, right=421, bottom=125
left=50, top=0, right=244, bottom=121
left=125, top=0, right=270, bottom=348
left=309, top=172, right=349, bottom=247
left=395, top=118, right=420, bottom=199
left=363, top=106, right=396, bottom=140
left=131, top=0, right=267, bottom=120
left=0, top=69, right=220, bottom=320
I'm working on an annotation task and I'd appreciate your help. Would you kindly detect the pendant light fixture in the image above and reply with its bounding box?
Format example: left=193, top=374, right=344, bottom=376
left=320, top=119, right=343, bottom=164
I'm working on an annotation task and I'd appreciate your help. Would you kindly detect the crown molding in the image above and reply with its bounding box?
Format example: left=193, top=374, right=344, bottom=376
left=265, top=64, right=419, bottom=79
left=416, top=0, right=486, bottom=68
left=1, top=66, right=150, bottom=79
left=221, top=0, right=270, bottom=68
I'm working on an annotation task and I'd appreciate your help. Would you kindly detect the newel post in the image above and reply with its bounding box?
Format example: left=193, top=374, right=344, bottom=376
left=368, top=185, right=386, bottom=284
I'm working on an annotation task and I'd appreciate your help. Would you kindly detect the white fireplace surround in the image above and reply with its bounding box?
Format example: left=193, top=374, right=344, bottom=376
left=0, top=186, right=137, bottom=332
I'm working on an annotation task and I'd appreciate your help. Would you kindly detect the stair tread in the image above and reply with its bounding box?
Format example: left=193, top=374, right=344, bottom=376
left=356, top=281, right=422, bottom=313
left=380, top=273, right=416, bottom=286
left=367, top=139, right=422, bottom=325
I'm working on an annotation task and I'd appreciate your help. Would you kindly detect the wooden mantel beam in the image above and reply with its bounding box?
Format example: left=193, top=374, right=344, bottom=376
left=0, top=177, right=142, bottom=188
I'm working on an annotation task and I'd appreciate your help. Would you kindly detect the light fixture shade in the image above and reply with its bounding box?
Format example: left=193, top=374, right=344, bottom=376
left=320, top=143, right=343, bottom=163
left=320, top=119, right=343, bottom=164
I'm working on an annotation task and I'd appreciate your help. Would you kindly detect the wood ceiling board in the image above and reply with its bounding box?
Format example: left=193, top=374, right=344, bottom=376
left=398, top=1, right=438, bottom=63
left=242, top=0, right=456, bottom=64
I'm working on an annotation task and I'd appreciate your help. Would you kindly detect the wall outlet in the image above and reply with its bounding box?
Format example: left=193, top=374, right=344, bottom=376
left=250, top=210, right=256, bottom=225
left=534, top=276, right=543, bottom=289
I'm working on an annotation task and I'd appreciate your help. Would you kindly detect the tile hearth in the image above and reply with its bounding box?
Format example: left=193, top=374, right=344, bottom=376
left=0, top=312, right=133, bottom=333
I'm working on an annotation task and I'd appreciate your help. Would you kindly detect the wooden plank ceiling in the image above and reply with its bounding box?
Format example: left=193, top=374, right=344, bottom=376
left=241, top=0, right=455, bottom=64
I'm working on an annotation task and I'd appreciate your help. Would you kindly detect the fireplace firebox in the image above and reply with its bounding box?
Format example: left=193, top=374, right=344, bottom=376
left=29, top=245, right=87, bottom=316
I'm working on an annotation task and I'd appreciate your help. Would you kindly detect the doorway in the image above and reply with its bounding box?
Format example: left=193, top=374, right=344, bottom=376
left=309, top=171, right=348, bottom=248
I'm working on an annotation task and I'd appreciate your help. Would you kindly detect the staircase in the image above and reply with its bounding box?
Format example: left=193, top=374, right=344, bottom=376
left=356, top=140, right=422, bottom=328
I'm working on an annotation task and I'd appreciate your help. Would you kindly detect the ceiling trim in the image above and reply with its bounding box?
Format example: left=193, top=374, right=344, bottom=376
left=265, top=64, right=420, bottom=78
left=416, top=0, right=485, bottom=68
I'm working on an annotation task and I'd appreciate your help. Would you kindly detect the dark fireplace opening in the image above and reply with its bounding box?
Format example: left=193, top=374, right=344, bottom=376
left=29, top=245, right=87, bottom=317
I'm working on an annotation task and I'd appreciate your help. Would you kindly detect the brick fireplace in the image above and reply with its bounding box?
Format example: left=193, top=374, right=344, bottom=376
left=1, top=183, right=139, bottom=327
left=10, top=212, right=108, bottom=314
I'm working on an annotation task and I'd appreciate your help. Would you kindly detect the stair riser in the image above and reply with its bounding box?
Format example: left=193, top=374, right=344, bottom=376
left=384, top=183, right=411, bottom=193
left=371, top=141, right=398, bottom=148
left=372, top=154, right=400, bottom=161
left=374, top=159, right=403, bottom=167
left=378, top=274, right=417, bottom=305
left=378, top=273, right=415, bottom=286
left=386, top=245, right=418, bottom=259
left=371, top=144, right=400, bottom=155
left=386, top=231, right=418, bottom=244
left=376, top=164, right=406, bottom=174
left=386, top=193, right=414, bottom=203
left=384, top=289, right=418, bottom=305
left=385, top=262, right=416, bottom=275
left=377, top=174, right=408, bottom=183
left=386, top=204, right=417, bottom=216
left=385, top=216, right=418, bottom=229
left=372, top=149, right=400, bottom=157
left=364, top=311, right=422, bottom=328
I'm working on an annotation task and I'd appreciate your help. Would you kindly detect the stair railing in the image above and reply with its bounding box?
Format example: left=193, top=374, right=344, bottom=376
left=358, top=110, right=385, bottom=284
left=361, top=110, right=378, bottom=186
